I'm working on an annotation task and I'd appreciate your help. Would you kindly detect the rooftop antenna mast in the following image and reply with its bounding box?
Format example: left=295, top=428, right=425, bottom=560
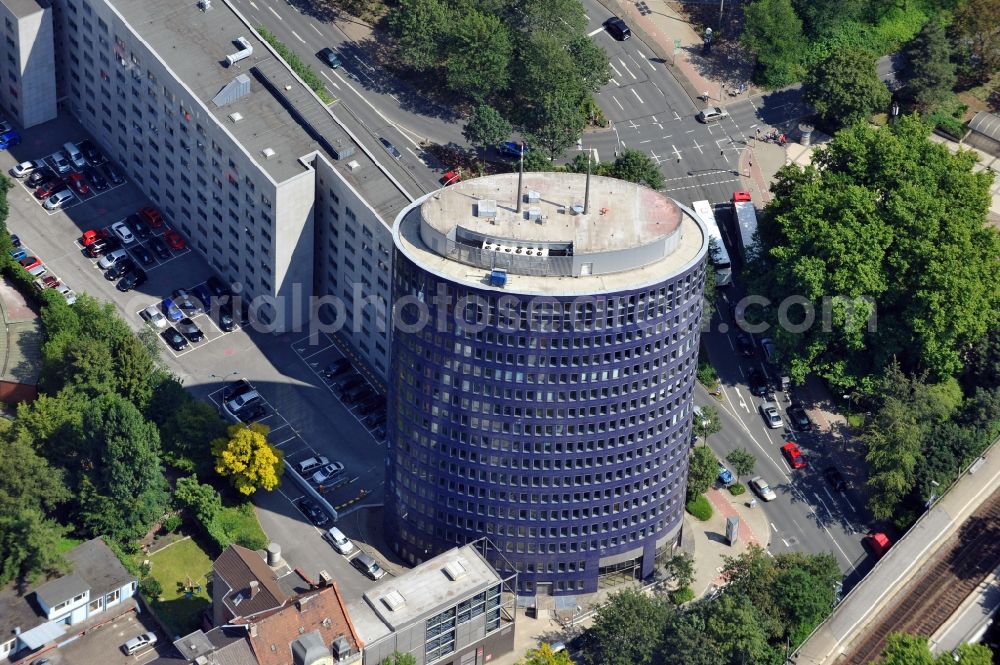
left=515, top=142, right=525, bottom=213
left=583, top=147, right=592, bottom=214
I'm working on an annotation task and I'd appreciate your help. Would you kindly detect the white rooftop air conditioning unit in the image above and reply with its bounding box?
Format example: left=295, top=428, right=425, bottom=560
left=225, top=37, right=253, bottom=67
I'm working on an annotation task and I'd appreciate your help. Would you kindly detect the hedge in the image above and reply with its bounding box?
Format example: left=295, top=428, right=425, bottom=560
left=257, top=27, right=334, bottom=104
left=729, top=482, right=746, bottom=496
left=670, top=586, right=695, bottom=605
left=686, top=494, right=713, bottom=521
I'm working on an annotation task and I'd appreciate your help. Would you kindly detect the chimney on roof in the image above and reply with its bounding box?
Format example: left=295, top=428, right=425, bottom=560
left=515, top=143, right=525, bottom=214
left=583, top=148, right=592, bottom=215
left=249, top=581, right=260, bottom=599
left=249, top=623, right=258, bottom=638
left=318, top=570, right=332, bottom=587
left=297, top=594, right=316, bottom=611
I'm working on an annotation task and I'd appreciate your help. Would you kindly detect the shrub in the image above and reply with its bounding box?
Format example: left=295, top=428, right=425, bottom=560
left=162, top=515, right=183, bottom=533
left=203, top=502, right=269, bottom=552
left=696, top=344, right=719, bottom=388
left=685, top=495, right=713, bottom=521
left=258, top=27, right=333, bottom=104
left=139, top=577, right=163, bottom=600
left=670, top=586, right=695, bottom=605
left=729, top=482, right=746, bottom=496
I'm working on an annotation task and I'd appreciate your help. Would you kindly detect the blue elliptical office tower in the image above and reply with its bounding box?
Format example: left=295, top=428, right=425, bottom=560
left=386, top=171, right=709, bottom=596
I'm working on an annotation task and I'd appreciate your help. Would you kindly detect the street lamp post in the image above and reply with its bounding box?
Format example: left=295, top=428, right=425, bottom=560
left=210, top=371, right=240, bottom=399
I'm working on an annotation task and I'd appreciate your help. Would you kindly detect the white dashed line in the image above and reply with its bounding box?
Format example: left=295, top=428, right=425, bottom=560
left=320, top=71, right=341, bottom=90
left=290, top=30, right=306, bottom=44
left=587, top=27, right=603, bottom=36
left=618, top=58, right=637, bottom=79
left=631, top=89, right=644, bottom=104
left=310, top=23, right=323, bottom=35
left=609, top=62, right=622, bottom=79
left=611, top=96, right=624, bottom=111
left=267, top=5, right=281, bottom=19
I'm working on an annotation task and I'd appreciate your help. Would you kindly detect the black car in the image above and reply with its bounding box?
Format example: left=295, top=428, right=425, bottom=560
left=335, top=373, right=364, bottom=393
left=206, top=276, right=232, bottom=298
left=133, top=244, right=154, bottom=266
left=298, top=497, right=330, bottom=526
left=86, top=236, right=121, bottom=258
left=824, top=466, right=847, bottom=491
left=363, top=409, right=386, bottom=428
left=216, top=307, right=236, bottom=332
left=604, top=16, right=631, bottom=40
left=238, top=402, right=267, bottom=422
left=125, top=213, right=151, bottom=240
left=116, top=267, right=147, bottom=292
left=173, top=289, right=201, bottom=315
left=358, top=395, right=386, bottom=416
left=317, top=47, right=341, bottom=69
left=26, top=166, right=56, bottom=187
left=149, top=236, right=171, bottom=260
left=177, top=317, right=204, bottom=342
left=10, top=234, right=20, bottom=247
left=78, top=138, right=105, bottom=165
left=192, top=284, right=213, bottom=309
left=322, top=358, right=351, bottom=379
left=224, top=378, right=253, bottom=400
left=161, top=327, right=189, bottom=351
left=735, top=332, right=755, bottom=357
left=103, top=162, right=125, bottom=185
left=83, top=166, right=109, bottom=191
left=747, top=367, right=769, bottom=397
left=104, top=257, right=135, bottom=280
left=787, top=403, right=813, bottom=431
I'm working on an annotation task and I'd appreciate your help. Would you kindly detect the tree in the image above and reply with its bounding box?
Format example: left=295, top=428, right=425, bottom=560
left=948, top=643, right=994, bottom=665
left=380, top=652, right=417, bottom=665
left=660, top=612, right=723, bottom=665
left=515, top=0, right=587, bottom=40
left=687, top=446, right=719, bottom=497
left=903, top=20, right=956, bottom=112
left=524, top=92, right=586, bottom=160
left=212, top=423, right=284, bottom=495
left=747, top=117, right=999, bottom=394
left=387, top=0, right=448, bottom=72
left=158, top=397, right=229, bottom=474
left=0, top=434, right=70, bottom=517
left=694, top=405, right=721, bottom=444
left=703, top=593, right=778, bottom=665
left=952, top=0, right=1000, bottom=83
left=174, top=475, right=222, bottom=524
left=803, top=48, right=891, bottom=129
left=791, top=0, right=866, bottom=38
left=726, top=448, right=757, bottom=477
left=521, top=149, right=553, bottom=172
left=607, top=148, right=665, bottom=190
left=663, top=552, right=695, bottom=589
left=589, top=588, right=671, bottom=665
left=444, top=11, right=513, bottom=104
left=518, top=644, right=573, bottom=665
left=879, top=633, right=936, bottom=665
left=0, top=507, right=68, bottom=588
left=567, top=36, right=611, bottom=93
left=463, top=105, right=512, bottom=162
left=742, top=0, right=806, bottom=87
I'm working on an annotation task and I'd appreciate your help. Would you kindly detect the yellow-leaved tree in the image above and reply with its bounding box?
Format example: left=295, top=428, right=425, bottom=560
left=211, top=422, right=283, bottom=495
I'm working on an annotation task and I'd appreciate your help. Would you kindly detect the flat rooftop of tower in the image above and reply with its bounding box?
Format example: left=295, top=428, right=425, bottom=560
left=395, top=173, right=708, bottom=295
left=422, top=172, right=680, bottom=253
left=112, top=0, right=411, bottom=219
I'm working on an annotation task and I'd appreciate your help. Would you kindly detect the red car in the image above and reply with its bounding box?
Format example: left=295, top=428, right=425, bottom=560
left=38, top=275, right=60, bottom=289
left=440, top=169, right=462, bottom=186
left=35, top=180, right=62, bottom=199
left=781, top=442, right=807, bottom=469
left=81, top=228, right=109, bottom=246
left=164, top=229, right=186, bottom=250
left=19, top=256, right=42, bottom=272
left=138, top=206, right=164, bottom=229
left=67, top=172, right=90, bottom=195
left=865, top=532, right=892, bottom=559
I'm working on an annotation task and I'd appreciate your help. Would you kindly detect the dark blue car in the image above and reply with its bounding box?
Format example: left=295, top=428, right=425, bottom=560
left=0, top=130, right=21, bottom=149
left=498, top=141, right=529, bottom=158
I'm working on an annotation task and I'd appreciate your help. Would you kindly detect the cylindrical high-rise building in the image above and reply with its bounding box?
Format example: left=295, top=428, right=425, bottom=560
left=386, top=172, right=709, bottom=596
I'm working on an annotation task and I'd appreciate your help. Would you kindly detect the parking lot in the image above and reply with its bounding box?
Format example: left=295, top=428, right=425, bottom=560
left=55, top=609, right=163, bottom=665
left=11, top=140, right=129, bottom=215
left=3, top=114, right=392, bottom=600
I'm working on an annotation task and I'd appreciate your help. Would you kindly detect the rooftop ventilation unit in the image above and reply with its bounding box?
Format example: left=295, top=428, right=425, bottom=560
left=212, top=73, right=251, bottom=107
left=476, top=199, right=497, bottom=219
left=346, top=160, right=361, bottom=172
left=526, top=207, right=541, bottom=221
left=332, top=636, right=350, bottom=660
left=261, top=147, right=276, bottom=159
left=443, top=558, right=469, bottom=580
left=570, top=204, right=585, bottom=215
left=318, top=570, right=332, bottom=586
left=198, top=0, right=211, bottom=10
left=228, top=112, right=243, bottom=123
left=225, top=37, right=253, bottom=67
left=526, top=190, right=540, bottom=204
left=380, top=589, right=406, bottom=611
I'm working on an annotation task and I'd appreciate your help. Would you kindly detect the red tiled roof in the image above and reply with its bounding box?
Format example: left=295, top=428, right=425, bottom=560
left=214, top=545, right=286, bottom=620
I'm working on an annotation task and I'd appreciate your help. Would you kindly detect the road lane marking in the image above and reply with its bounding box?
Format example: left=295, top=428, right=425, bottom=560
left=673, top=111, right=682, bottom=121
left=248, top=0, right=258, bottom=7
left=611, top=96, right=624, bottom=110
left=290, top=30, right=306, bottom=44
left=648, top=150, right=662, bottom=165
left=618, top=58, right=637, bottom=79
left=691, top=139, right=704, bottom=154
left=587, top=27, right=603, bottom=36
left=639, top=139, right=651, bottom=144
left=651, top=115, right=658, bottom=123
left=637, top=49, right=656, bottom=70
left=631, top=89, right=644, bottom=104
left=609, top=62, right=622, bottom=78
left=267, top=5, right=282, bottom=19
left=670, top=144, right=682, bottom=160
left=310, top=23, right=322, bottom=35
left=320, top=71, right=341, bottom=90
left=770, top=522, right=778, bottom=532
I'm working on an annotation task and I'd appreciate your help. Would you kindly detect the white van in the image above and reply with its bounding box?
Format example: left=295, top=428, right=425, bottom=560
left=323, top=527, right=354, bottom=555
left=65, top=141, right=87, bottom=169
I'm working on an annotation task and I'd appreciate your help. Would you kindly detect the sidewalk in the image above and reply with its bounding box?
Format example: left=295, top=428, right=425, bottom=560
left=689, top=487, right=771, bottom=597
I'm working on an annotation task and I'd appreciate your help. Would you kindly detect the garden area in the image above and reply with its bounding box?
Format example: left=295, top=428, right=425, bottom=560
left=144, top=536, right=214, bottom=637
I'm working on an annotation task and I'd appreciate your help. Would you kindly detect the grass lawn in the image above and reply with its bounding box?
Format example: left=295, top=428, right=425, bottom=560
left=56, top=536, right=83, bottom=555
left=147, top=537, right=213, bottom=637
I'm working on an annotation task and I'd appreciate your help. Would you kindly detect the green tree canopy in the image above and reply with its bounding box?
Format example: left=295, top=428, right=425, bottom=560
left=607, top=148, right=665, bottom=190
left=589, top=588, right=671, bottom=665
left=379, top=653, right=417, bottom=665
left=726, top=448, right=757, bottom=477
left=387, top=0, right=448, bottom=71
left=952, top=0, right=1000, bottom=83
left=687, top=445, right=719, bottom=497
left=903, top=20, right=956, bottom=112
left=525, top=93, right=586, bottom=160
left=742, top=0, right=806, bottom=87
left=213, top=423, right=284, bottom=495
left=463, top=105, right=513, bottom=161
left=803, top=47, right=891, bottom=129
left=747, top=116, right=1000, bottom=394
left=174, top=475, right=222, bottom=524
left=444, top=11, right=513, bottom=104
left=0, top=507, right=68, bottom=588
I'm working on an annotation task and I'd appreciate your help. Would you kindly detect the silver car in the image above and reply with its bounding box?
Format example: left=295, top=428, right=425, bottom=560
left=749, top=476, right=777, bottom=501
left=759, top=402, right=783, bottom=429
left=696, top=106, right=729, bottom=123
left=122, top=631, right=157, bottom=655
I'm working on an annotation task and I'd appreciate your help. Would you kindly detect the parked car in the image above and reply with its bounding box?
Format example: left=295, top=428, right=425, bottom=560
left=105, top=257, right=135, bottom=280
left=759, top=400, right=783, bottom=429
left=497, top=141, right=528, bottom=158
left=223, top=378, right=253, bottom=401
left=19, top=256, right=42, bottom=272
left=111, top=221, right=135, bottom=244
left=98, top=249, right=129, bottom=271
left=749, top=476, right=777, bottom=502
left=735, top=332, right=755, bottom=357
left=379, top=137, right=401, bottom=160
left=323, top=526, right=355, bottom=555
left=103, top=162, right=125, bottom=185
left=9, top=233, right=19, bottom=247
left=142, top=304, right=168, bottom=329
left=362, top=410, right=386, bottom=428
left=81, top=228, right=107, bottom=247
left=149, top=236, right=171, bottom=260
left=116, top=267, right=147, bottom=292
left=824, top=466, right=847, bottom=491
left=311, top=462, right=345, bottom=485
left=603, top=16, right=631, bottom=40
left=34, top=180, right=63, bottom=199
left=26, top=167, right=55, bottom=187
left=786, top=403, right=813, bottom=431
left=747, top=367, right=769, bottom=397
left=51, top=150, right=72, bottom=173
left=173, top=288, right=201, bottom=315
left=122, top=632, right=157, bottom=655
left=86, top=236, right=120, bottom=258
left=35, top=275, right=60, bottom=290
left=138, top=206, right=164, bottom=228
left=323, top=358, right=352, bottom=379
left=192, top=284, right=212, bottom=309
left=781, top=442, right=807, bottom=469
left=177, top=317, right=204, bottom=342
left=125, top=213, right=151, bottom=239
left=206, top=275, right=232, bottom=298
left=225, top=389, right=261, bottom=414
left=133, top=244, right=154, bottom=267
left=164, top=229, right=186, bottom=250
left=865, top=532, right=892, bottom=559
left=216, top=308, right=236, bottom=332
left=10, top=159, right=42, bottom=178
left=78, top=138, right=105, bottom=165
left=351, top=552, right=385, bottom=580
left=161, top=326, right=189, bottom=351
left=440, top=169, right=462, bottom=186
left=696, top=106, right=729, bottom=123
left=0, top=129, right=21, bottom=149
left=9, top=247, right=26, bottom=261
left=237, top=402, right=267, bottom=422
left=298, top=498, right=330, bottom=527
left=56, top=284, right=76, bottom=305
left=67, top=171, right=90, bottom=195
left=43, top=189, right=75, bottom=210
left=718, top=465, right=734, bottom=487
left=298, top=456, right=331, bottom=475
left=317, top=47, right=341, bottom=68
left=161, top=297, right=184, bottom=322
